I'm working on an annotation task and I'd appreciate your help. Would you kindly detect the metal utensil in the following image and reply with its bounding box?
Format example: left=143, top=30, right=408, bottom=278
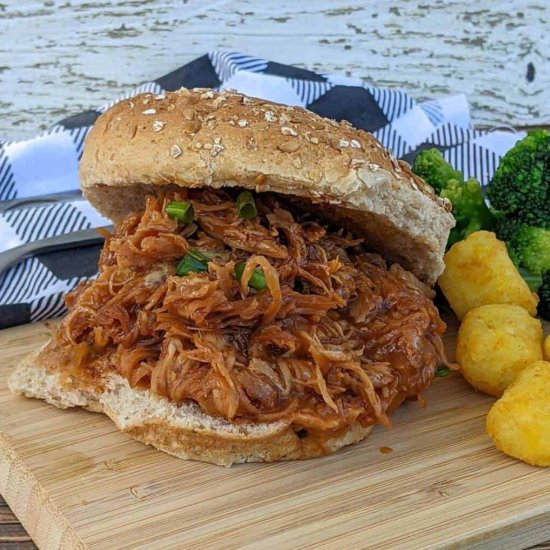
left=0, top=226, right=112, bottom=274
left=0, top=190, right=83, bottom=214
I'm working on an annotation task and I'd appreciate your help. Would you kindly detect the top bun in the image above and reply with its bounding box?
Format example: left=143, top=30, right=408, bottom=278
left=80, top=88, right=454, bottom=284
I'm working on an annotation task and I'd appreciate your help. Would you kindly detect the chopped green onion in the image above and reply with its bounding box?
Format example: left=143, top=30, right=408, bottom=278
left=188, top=249, right=210, bottom=263
left=236, top=191, right=257, bottom=219
left=165, top=201, right=194, bottom=224
left=436, top=366, right=451, bottom=378
left=176, top=248, right=210, bottom=276
left=235, top=262, right=267, bottom=290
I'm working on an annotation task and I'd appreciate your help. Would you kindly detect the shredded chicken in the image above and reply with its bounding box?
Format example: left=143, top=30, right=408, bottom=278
left=42, top=189, right=449, bottom=433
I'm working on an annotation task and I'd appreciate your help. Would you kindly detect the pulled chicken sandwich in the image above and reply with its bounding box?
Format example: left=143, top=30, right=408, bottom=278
left=9, top=88, right=455, bottom=466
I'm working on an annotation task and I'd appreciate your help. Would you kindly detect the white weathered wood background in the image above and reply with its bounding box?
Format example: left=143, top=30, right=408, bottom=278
left=1, top=0, right=548, bottom=141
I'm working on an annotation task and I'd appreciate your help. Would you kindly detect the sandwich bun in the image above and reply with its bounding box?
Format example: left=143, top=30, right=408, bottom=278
left=9, top=88, right=452, bottom=466
left=10, top=348, right=372, bottom=467
left=81, top=88, right=454, bottom=285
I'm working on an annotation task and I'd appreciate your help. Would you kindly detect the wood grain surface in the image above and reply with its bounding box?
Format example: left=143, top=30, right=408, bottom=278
left=1, top=1, right=549, bottom=140
left=1, top=319, right=550, bottom=550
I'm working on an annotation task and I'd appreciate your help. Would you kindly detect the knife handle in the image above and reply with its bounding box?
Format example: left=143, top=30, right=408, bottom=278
left=0, top=226, right=111, bottom=274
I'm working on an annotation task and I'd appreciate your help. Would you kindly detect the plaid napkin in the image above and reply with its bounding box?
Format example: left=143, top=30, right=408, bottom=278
left=0, top=51, right=525, bottom=329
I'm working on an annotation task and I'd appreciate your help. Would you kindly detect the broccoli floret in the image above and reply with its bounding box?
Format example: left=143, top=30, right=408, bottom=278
left=487, top=130, right=550, bottom=228
left=441, top=178, right=496, bottom=246
left=412, top=149, right=463, bottom=194
left=539, top=272, right=550, bottom=321
left=495, top=217, right=550, bottom=320
left=518, top=268, right=542, bottom=293
left=411, top=149, right=496, bottom=246
left=496, top=218, right=550, bottom=275
left=494, top=217, right=523, bottom=266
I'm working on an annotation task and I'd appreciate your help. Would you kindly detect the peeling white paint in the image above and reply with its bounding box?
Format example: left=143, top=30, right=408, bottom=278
left=0, top=0, right=548, bottom=139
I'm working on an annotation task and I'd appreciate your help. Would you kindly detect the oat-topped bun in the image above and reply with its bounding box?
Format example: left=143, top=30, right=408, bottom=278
left=80, top=88, right=454, bottom=284
left=11, top=88, right=455, bottom=467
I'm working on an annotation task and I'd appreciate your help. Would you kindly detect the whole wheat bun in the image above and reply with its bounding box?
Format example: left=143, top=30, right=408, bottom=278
left=80, top=88, right=454, bottom=285
left=10, top=88, right=450, bottom=466
left=8, top=349, right=372, bottom=467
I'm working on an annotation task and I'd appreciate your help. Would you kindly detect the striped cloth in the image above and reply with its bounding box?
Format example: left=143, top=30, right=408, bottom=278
left=0, top=50, right=526, bottom=328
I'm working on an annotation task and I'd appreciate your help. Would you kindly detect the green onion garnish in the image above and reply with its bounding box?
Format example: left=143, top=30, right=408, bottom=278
left=176, top=249, right=210, bottom=276
left=235, top=262, right=267, bottom=290
left=236, top=191, right=257, bottom=219
left=436, top=366, right=451, bottom=378
left=188, top=249, right=210, bottom=263
left=165, top=201, right=194, bottom=224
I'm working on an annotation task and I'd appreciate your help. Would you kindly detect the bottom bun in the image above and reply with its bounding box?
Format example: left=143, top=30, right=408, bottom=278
left=8, top=347, right=373, bottom=467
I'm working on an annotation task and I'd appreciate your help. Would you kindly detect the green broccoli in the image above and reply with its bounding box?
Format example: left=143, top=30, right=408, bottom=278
left=538, top=272, right=550, bottom=321
left=495, top=218, right=550, bottom=318
left=441, top=177, right=496, bottom=246
left=412, top=148, right=463, bottom=194
left=495, top=218, right=550, bottom=275
left=487, top=130, right=550, bottom=228
left=494, top=217, right=523, bottom=266
left=412, top=149, right=496, bottom=247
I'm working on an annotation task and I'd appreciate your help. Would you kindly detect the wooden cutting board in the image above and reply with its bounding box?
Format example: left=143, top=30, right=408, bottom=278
left=1, top=319, right=550, bottom=550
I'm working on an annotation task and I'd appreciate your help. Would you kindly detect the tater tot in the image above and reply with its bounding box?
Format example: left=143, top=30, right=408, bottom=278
left=544, top=335, right=550, bottom=362
left=487, top=361, right=550, bottom=466
left=439, top=231, right=538, bottom=320
left=456, top=304, right=543, bottom=396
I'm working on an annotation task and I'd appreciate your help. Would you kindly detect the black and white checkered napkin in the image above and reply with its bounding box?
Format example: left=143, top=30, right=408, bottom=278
left=0, top=51, right=525, bottom=328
